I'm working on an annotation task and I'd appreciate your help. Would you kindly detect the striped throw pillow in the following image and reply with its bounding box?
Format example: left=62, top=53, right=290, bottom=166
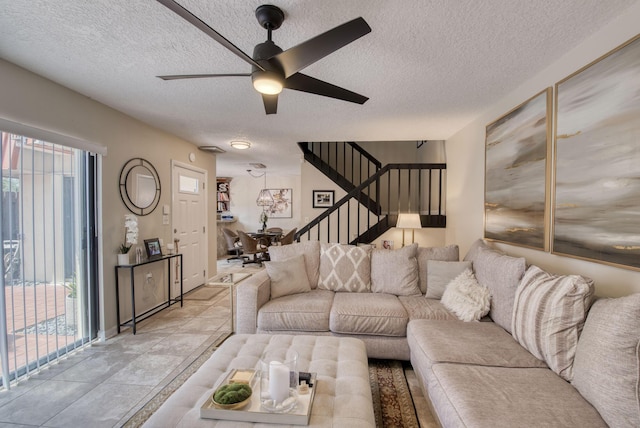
left=512, top=265, right=595, bottom=381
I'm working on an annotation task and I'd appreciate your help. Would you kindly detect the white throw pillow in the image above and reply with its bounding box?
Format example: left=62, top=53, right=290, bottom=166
left=441, top=269, right=490, bottom=322
left=318, top=243, right=371, bottom=292
left=426, top=260, right=472, bottom=299
left=264, top=254, right=312, bottom=299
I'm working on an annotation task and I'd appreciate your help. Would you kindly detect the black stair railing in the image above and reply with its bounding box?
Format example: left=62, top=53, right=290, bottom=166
left=298, top=141, right=383, bottom=215
left=296, top=163, right=446, bottom=245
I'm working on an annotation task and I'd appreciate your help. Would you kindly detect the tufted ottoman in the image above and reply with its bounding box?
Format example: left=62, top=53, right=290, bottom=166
left=143, top=334, right=375, bottom=427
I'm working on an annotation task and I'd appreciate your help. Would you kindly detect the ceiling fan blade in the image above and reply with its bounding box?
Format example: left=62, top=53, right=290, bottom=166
left=262, top=94, right=278, bottom=115
left=272, top=17, right=371, bottom=78
left=156, top=0, right=265, bottom=72
left=157, top=73, right=250, bottom=80
left=285, top=73, right=368, bottom=104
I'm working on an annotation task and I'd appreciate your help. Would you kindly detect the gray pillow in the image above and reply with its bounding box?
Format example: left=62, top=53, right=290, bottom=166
left=472, top=246, right=526, bottom=333
left=264, top=254, right=311, bottom=299
left=371, top=243, right=420, bottom=296
left=571, top=293, right=640, bottom=428
left=268, top=241, right=320, bottom=288
left=417, top=245, right=460, bottom=294
left=426, top=260, right=472, bottom=299
left=318, top=243, right=371, bottom=292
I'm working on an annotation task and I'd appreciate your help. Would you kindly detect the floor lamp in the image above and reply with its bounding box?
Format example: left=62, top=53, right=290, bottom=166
left=396, top=213, right=422, bottom=246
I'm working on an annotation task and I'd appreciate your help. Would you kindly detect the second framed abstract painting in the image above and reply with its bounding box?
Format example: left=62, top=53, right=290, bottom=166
left=484, top=88, right=551, bottom=250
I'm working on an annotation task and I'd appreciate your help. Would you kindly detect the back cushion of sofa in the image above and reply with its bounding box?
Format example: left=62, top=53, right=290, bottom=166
left=473, top=246, right=526, bottom=333
left=512, top=265, right=594, bottom=381
left=371, top=243, right=421, bottom=296
left=462, top=238, right=489, bottom=263
left=268, top=241, right=320, bottom=288
left=416, top=245, right=459, bottom=294
left=318, top=243, right=371, bottom=292
left=571, top=293, right=640, bottom=428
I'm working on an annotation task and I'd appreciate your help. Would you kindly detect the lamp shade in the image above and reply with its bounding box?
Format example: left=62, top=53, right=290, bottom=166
left=256, top=189, right=274, bottom=207
left=396, top=213, right=422, bottom=229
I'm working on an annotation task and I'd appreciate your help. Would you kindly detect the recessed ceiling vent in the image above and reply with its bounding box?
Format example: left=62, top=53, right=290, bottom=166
left=249, top=163, right=267, bottom=169
left=198, top=145, right=226, bottom=153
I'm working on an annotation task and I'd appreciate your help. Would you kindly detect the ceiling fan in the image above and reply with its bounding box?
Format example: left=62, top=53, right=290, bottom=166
left=156, top=0, right=371, bottom=114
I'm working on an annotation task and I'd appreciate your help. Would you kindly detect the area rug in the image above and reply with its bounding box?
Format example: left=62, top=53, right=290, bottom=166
left=183, top=286, right=224, bottom=301
left=123, top=344, right=419, bottom=428
left=369, top=359, right=420, bottom=428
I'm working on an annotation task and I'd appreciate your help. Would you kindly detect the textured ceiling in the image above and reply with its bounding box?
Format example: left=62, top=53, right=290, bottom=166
left=0, top=0, right=637, bottom=176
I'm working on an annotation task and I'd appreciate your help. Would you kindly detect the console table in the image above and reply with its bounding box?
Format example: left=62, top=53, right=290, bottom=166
left=115, top=254, right=183, bottom=334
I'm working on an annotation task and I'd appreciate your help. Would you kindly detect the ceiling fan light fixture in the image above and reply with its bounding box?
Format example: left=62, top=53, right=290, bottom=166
left=252, top=71, right=284, bottom=95
left=230, top=140, right=251, bottom=150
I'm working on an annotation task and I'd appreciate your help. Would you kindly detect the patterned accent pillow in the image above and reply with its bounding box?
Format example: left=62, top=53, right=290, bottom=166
left=318, top=243, right=371, bottom=292
left=370, top=243, right=421, bottom=296
left=441, top=269, right=490, bottom=321
left=512, top=265, right=595, bottom=381
left=417, top=245, right=460, bottom=294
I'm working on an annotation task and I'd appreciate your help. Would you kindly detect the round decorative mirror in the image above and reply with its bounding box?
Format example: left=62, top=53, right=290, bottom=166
left=119, top=158, right=161, bottom=216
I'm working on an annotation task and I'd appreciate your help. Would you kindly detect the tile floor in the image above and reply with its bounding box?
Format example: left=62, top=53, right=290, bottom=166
left=0, top=258, right=435, bottom=427
left=0, top=259, right=260, bottom=427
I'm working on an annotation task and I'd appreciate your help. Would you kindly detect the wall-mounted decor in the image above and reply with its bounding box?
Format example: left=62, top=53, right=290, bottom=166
left=264, top=188, right=292, bottom=218
left=554, top=34, right=640, bottom=270
left=119, top=158, right=161, bottom=216
left=312, top=190, right=335, bottom=208
left=484, top=88, right=551, bottom=250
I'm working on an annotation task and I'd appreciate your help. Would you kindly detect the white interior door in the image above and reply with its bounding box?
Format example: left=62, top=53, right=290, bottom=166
left=172, top=162, right=207, bottom=293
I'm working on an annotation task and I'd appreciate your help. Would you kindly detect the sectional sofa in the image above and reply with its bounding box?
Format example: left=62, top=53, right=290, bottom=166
left=236, top=239, right=640, bottom=427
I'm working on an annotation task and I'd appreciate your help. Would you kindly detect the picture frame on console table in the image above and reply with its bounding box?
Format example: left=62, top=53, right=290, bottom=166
left=484, top=88, right=551, bottom=251
left=553, top=34, right=640, bottom=270
left=144, top=238, right=163, bottom=259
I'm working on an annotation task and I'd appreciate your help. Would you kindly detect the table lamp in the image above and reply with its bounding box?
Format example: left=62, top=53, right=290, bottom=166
left=396, top=213, right=422, bottom=246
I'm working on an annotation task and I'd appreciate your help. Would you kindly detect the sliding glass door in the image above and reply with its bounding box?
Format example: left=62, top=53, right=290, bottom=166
left=1, top=131, right=98, bottom=388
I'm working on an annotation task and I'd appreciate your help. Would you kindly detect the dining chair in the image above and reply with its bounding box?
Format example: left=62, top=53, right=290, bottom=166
left=222, top=228, right=246, bottom=262
left=279, top=228, right=297, bottom=245
left=237, top=230, right=269, bottom=266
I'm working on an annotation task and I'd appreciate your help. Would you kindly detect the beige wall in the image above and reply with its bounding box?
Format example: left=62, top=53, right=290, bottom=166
left=0, top=59, right=218, bottom=338
left=446, top=1, right=640, bottom=297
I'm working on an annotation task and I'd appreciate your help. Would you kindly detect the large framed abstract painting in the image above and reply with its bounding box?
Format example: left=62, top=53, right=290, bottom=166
left=553, top=34, right=640, bottom=270
left=265, top=188, right=292, bottom=218
left=484, top=88, right=551, bottom=250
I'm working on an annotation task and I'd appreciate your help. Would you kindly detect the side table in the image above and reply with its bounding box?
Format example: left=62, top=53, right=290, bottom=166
left=206, top=272, right=252, bottom=332
left=115, top=253, right=183, bottom=334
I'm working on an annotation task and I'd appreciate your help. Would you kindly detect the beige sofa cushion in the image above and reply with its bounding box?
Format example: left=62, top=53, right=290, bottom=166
left=571, top=293, right=640, bottom=428
left=407, top=319, right=547, bottom=371
left=330, top=292, right=408, bottom=337
left=462, top=238, right=488, bottom=263
left=371, top=243, right=420, bottom=296
left=264, top=254, right=311, bottom=299
left=258, top=289, right=334, bottom=332
left=473, top=246, right=526, bottom=333
left=429, top=364, right=607, bottom=428
left=318, top=243, right=371, bottom=292
left=398, top=296, right=457, bottom=321
left=268, top=240, right=320, bottom=288
left=512, top=265, right=594, bottom=381
left=417, top=244, right=460, bottom=294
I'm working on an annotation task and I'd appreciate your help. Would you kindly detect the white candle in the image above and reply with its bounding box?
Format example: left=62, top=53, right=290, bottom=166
left=269, top=361, right=290, bottom=403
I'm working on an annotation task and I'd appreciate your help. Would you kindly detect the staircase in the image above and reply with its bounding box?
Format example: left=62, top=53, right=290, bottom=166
left=297, top=142, right=446, bottom=244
